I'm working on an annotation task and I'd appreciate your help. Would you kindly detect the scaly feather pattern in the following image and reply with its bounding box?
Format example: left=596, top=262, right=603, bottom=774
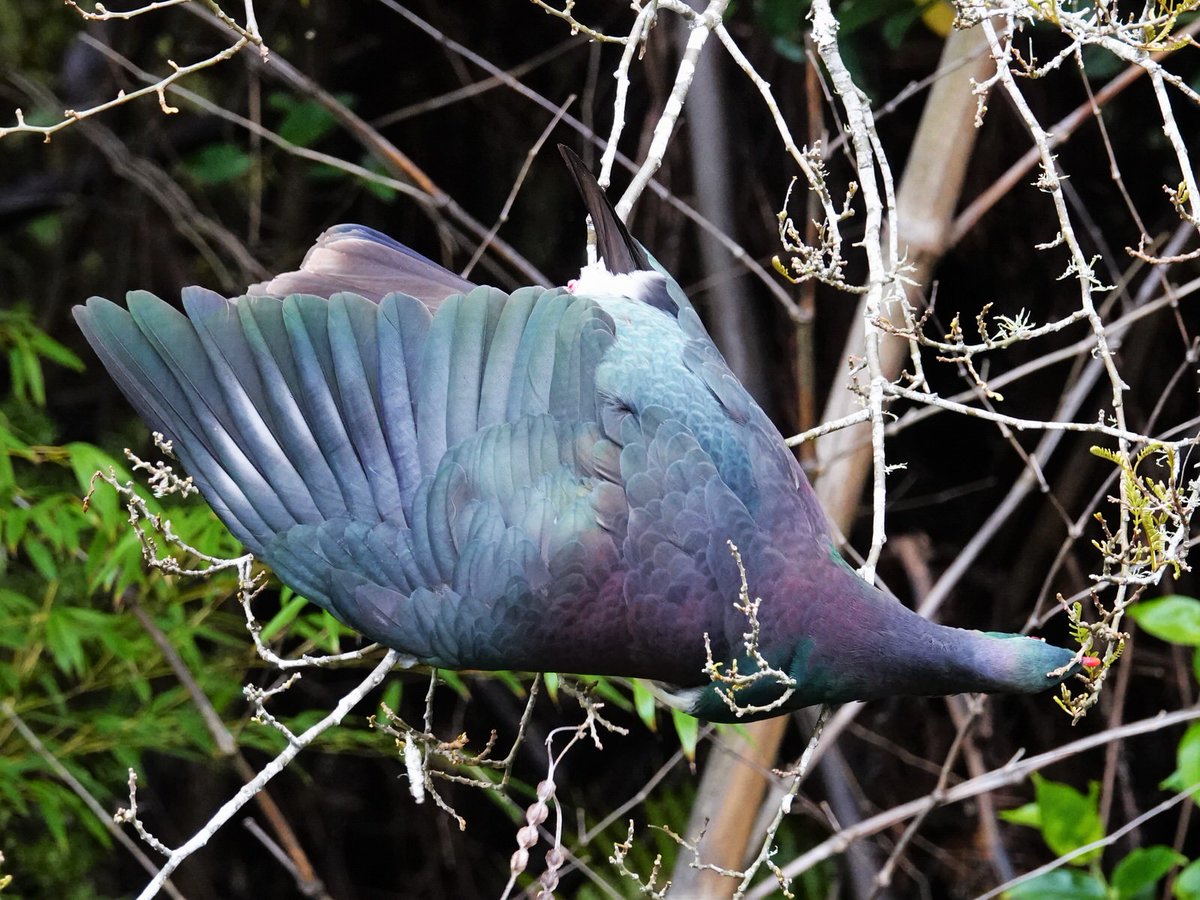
left=74, top=149, right=1083, bottom=721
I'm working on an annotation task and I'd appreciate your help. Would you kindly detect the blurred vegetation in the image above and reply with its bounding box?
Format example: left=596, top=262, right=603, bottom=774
left=1, top=0, right=1199, bottom=898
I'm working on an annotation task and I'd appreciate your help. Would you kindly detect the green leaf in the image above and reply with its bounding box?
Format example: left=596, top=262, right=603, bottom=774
left=837, top=0, right=913, bottom=35
left=586, top=676, right=633, bottom=712
left=438, top=669, right=470, bottom=700
left=671, top=707, right=699, bottom=762
left=17, top=344, right=45, bottom=405
left=379, top=679, right=402, bottom=715
left=632, top=679, right=658, bottom=732
left=28, top=329, right=82, bottom=371
left=1007, top=868, right=1107, bottom=899
left=490, top=669, right=526, bottom=697
left=1037, top=775, right=1104, bottom=862
left=1168, top=722, right=1200, bottom=798
left=881, top=5, right=922, bottom=47
left=27, top=781, right=70, bottom=848
left=23, top=538, right=58, bottom=581
left=0, top=588, right=37, bottom=616
left=67, top=441, right=135, bottom=529
left=753, top=0, right=807, bottom=40
left=1128, top=595, right=1200, bottom=646
left=999, top=801, right=1042, bottom=829
left=259, top=595, right=307, bottom=642
left=44, top=608, right=86, bottom=677
left=274, top=97, right=337, bottom=147
left=1176, top=858, right=1200, bottom=899
left=26, top=211, right=63, bottom=247
left=1112, top=845, right=1186, bottom=899
left=770, top=35, right=806, bottom=62
left=184, top=143, right=251, bottom=185
left=1010, top=774, right=1105, bottom=863
left=360, top=157, right=399, bottom=203
left=0, top=421, right=16, bottom=499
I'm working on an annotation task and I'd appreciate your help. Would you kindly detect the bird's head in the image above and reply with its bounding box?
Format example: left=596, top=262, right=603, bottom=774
left=971, top=631, right=1094, bottom=693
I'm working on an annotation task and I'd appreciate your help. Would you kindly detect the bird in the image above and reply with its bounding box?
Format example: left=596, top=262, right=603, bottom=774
left=73, top=146, right=1086, bottom=722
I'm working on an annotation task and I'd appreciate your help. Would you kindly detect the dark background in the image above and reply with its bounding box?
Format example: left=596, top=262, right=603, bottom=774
left=1, top=1, right=1199, bottom=897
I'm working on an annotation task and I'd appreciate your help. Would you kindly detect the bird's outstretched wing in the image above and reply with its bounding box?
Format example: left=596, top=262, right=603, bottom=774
left=76, top=281, right=743, bottom=679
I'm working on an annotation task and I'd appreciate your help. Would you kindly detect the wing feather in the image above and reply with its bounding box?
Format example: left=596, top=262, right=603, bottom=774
left=250, top=223, right=475, bottom=306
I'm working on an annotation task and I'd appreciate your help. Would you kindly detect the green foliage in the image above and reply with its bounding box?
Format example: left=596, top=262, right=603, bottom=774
left=1128, top=594, right=1200, bottom=646
left=1089, top=443, right=1187, bottom=577
left=0, top=327, right=224, bottom=891
left=670, top=707, right=699, bottom=762
left=0, top=306, right=82, bottom=408
left=1001, top=773, right=1104, bottom=863
left=834, top=0, right=923, bottom=41
left=1177, top=859, right=1200, bottom=899
left=0, top=313, right=384, bottom=895
left=1007, top=868, right=1108, bottom=899
left=1127, top=595, right=1200, bottom=802
left=751, top=0, right=944, bottom=62
left=182, top=142, right=252, bottom=185
left=1002, top=773, right=1190, bottom=898
left=1112, top=846, right=1189, bottom=898
left=1130, top=593, right=1200, bottom=686
left=753, top=0, right=810, bottom=61
left=632, top=678, right=658, bottom=731
left=268, top=92, right=341, bottom=147
left=1160, top=723, right=1200, bottom=799
left=0, top=0, right=77, bottom=77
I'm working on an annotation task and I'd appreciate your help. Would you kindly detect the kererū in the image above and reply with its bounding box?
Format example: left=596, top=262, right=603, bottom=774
left=73, top=146, right=1086, bottom=722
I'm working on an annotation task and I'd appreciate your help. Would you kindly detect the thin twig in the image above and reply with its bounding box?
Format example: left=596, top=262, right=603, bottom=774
left=748, top=706, right=1200, bottom=897
left=134, top=650, right=399, bottom=900
left=0, top=702, right=189, bottom=900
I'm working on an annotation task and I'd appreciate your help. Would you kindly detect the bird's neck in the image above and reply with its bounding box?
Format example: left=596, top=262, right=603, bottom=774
left=789, top=572, right=1066, bottom=705
left=692, top=560, right=1072, bottom=719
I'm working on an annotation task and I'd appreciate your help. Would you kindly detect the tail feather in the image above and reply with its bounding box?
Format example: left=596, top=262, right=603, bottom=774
left=557, top=145, right=649, bottom=274
left=557, top=145, right=691, bottom=316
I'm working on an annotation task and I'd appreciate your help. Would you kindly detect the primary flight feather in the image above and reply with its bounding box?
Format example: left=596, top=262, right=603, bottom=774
left=74, top=147, right=1081, bottom=722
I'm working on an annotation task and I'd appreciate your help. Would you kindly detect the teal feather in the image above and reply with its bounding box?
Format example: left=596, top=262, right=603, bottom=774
left=478, top=287, right=540, bottom=428
left=237, top=297, right=348, bottom=522
left=376, top=292, right=430, bottom=517
left=184, top=289, right=323, bottom=527
left=327, top=293, right=404, bottom=521
left=281, top=294, right=379, bottom=520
